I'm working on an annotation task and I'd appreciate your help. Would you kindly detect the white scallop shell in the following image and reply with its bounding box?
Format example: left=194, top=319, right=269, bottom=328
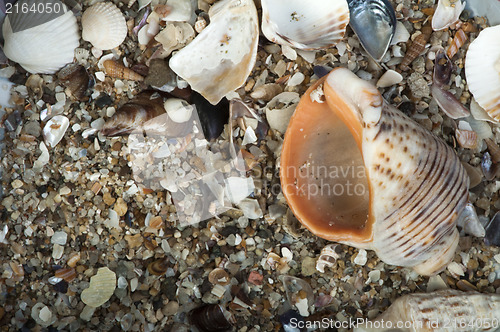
left=169, top=0, right=259, bottom=105
left=355, top=290, right=500, bottom=332
left=465, top=25, right=500, bottom=122
left=2, top=0, right=79, bottom=74
left=432, top=0, right=465, bottom=31
left=81, top=2, right=127, bottom=50
left=261, top=0, right=349, bottom=50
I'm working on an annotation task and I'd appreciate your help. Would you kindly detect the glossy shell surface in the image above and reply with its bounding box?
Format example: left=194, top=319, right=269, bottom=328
left=432, top=0, right=465, bottom=31
left=261, top=0, right=349, bottom=50
left=81, top=2, right=127, bottom=50
left=2, top=0, right=79, bottom=74
left=280, top=68, right=469, bottom=275
left=169, top=0, right=259, bottom=105
left=465, top=25, right=500, bottom=122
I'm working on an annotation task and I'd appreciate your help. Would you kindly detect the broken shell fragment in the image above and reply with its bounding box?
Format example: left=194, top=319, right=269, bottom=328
left=465, top=25, right=500, bottom=122
left=82, top=2, right=127, bottom=50
left=81, top=267, right=116, bottom=308
left=376, top=69, right=402, bottom=88
left=169, top=0, right=259, bottom=105
left=43, top=115, right=70, bottom=148
left=355, top=290, right=500, bottom=332
left=281, top=68, right=469, bottom=275
left=2, top=0, right=80, bottom=74
left=164, top=98, right=194, bottom=123
left=261, top=0, right=349, bottom=50
left=58, top=64, right=93, bottom=100
left=432, top=0, right=465, bottom=31
left=316, top=244, right=339, bottom=273
left=208, top=268, right=230, bottom=286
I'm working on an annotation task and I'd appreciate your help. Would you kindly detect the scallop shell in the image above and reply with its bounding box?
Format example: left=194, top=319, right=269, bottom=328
left=169, top=0, right=259, bottom=105
left=432, top=0, right=465, bottom=31
left=280, top=68, right=469, bottom=275
left=2, top=0, right=79, bottom=74
left=81, top=2, right=127, bottom=50
left=261, top=0, right=349, bottom=50
left=465, top=25, right=500, bottom=122
left=355, top=290, right=500, bottom=332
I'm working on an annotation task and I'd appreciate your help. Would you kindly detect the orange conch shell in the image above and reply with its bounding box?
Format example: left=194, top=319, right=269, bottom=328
left=280, top=68, right=469, bottom=275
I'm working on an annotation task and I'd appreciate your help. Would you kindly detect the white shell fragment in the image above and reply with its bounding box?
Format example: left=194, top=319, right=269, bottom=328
left=81, top=267, right=116, bottom=308
left=164, top=98, right=194, bottom=123
left=43, top=115, right=70, bottom=148
left=376, top=69, right=402, bottom=88
left=163, top=0, right=197, bottom=24
left=82, top=2, right=127, bottom=50
left=465, top=25, right=500, bottom=122
left=2, top=0, right=79, bottom=74
left=355, top=290, right=500, bottom=332
left=169, top=0, right=259, bottom=105
left=432, top=0, right=466, bottom=31
left=261, top=0, right=349, bottom=50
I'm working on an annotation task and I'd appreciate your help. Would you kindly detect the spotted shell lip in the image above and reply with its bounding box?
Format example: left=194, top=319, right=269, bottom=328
left=280, top=68, right=469, bottom=275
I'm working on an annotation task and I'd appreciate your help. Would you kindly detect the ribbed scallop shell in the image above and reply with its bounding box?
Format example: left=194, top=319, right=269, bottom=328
left=169, top=0, right=259, bottom=105
left=81, top=2, right=127, bottom=50
left=355, top=290, right=500, bottom=332
left=261, top=0, right=349, bottom=50
left=281, top=68, right=469, bottom=275
left=465, top=25, right=500, bottom=122
left=2, top=0, right=79, bottom=74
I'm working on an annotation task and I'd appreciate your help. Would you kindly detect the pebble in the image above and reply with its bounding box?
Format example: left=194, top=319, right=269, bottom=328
left=301, top=257, right=316, bottom=276
left=51, top=231, right=68, bottom=245
left=114, top=198, right=128, bottom=216
left=354, top=249, right=368, bottom=266
left=11, top=179, right=23, bottom=189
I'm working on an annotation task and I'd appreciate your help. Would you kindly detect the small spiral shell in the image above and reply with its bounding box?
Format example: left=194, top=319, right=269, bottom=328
left=447, top=28, right=467, bottom=59
left=103, top=60, right=144, bottom=81
left=316, top=244, right=339, bottom=273
left=398, top=32, right=429, bottom=72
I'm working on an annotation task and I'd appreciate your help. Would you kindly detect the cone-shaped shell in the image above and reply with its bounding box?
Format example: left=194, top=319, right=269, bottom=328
left=465, top=25, right=500, bottom=122
left=280, top=68, right=469, bottom=275
left=2, top=0, right=79, bottom=74
left=355, top=290, right=500, bottom=332
left=81, top=2, right=127, bottom=50
left=169, top=0, right=259, bottom=105
left=261, top=0, right=349, bottom=50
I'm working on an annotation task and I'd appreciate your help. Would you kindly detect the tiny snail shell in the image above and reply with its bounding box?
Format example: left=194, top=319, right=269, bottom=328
left=281, top=68, right=469, bottom=275
left=316, top=244, right=340, bottom=273
left=447, top=28, right=467, bottom=59
left=103, top=60, right=144, bottom=81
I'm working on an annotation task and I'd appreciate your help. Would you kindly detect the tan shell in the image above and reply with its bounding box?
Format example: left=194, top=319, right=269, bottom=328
left=280, top=68, right=469, bottom=275
left=355, top=290, right=500, bottom=332
left=169, top=0, right=259, bottom=105
left=261, top=0, right=349, bottom=50
left=81, top=267, right=116, bottom=308
left=82, top=2, right=127, bottom=50
left=103, top=60, right=144, bottom=81
left=465, top=25, right=500, bottom=122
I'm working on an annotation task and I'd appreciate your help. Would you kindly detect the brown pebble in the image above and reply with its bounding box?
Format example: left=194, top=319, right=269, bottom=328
left=456, top=279, right=477, bottom=291
left=103, top=192, right=116, bottom=206
left=114, top=197, right=128, bottom=216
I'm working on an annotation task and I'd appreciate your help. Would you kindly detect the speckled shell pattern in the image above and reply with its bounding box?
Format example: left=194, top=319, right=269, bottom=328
left=370, top=290, right=500, bottom=332
left=363, top=100, right=468, bottom=275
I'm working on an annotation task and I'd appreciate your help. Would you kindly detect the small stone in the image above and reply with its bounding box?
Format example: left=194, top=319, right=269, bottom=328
left=11, top=179, right=23, bottom=189
left=59, top=186, right=71, bottom=195
left=367, top=270, right=381, bottom=283
left=81, top=267, right=116, bottom=308
left=354, top=249, right=368, bottom=266
left=103, top=192, right=116, bottom=206
left=51, top=231, right=68, bottom=245
left=52, top=244, right=64, bottom=260
left=301, top=257, right=316, bottom=277
left=164, top=301, right=179, bottom=316
left=80, top=305, right=96, bottom=321
left=39, top=306, right=52, bottom=322
left=114, top=198, right=128, bottom=217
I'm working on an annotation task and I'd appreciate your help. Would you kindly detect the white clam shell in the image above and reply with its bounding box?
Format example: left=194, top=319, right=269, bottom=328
left=2, top=0, right=79, bottom=74
left=164, top=98, right=194, bottom=123
left=432, top=0, right=465, bottom=31
left=169, top=0, right=259, bottom=105
left=355, top=290, right=500, bottom=332
left=261, top=0, right=349, bottom=50
left=465, top=25, right=500, bottom=122
left=82, top=2, right=127, bottom=50
left=43, top=115, right=70, bottom=148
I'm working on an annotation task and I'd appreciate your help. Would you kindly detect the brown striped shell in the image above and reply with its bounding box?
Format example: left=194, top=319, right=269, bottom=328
left=280, top=68, right=469, bottom=275
left=447, top=28, right=467, bottom=59
left=398, top=24, right=431, bottom=72
left=355, top=290, right=500, bottom=332
left=103, top=60, right=144, bottom=81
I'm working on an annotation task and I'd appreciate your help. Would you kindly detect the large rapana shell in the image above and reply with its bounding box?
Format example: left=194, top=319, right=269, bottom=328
left=261, top=0, right=349, bottom=50
left=280, top=68, right=469, bottom=275
left=465, top=25, right=500, bottom=122
left=2, top=0, right=79, bottom=74
left=81, top=2, right=127, bottom=50
left=432, top=0, right=465, bottom=31
left=169, top=0, right=259, bottom=105
left=355, top=290, right=500, bottom=332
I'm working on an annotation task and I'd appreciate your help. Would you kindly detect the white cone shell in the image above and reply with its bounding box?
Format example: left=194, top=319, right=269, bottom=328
left=261, top=0, right=349, bottom=50
left=2, top=3, right=79, bottom=74
left=169, top=0, right=259, bottom=105
left=465, top=25, right=500, bottom=122
left=432, top=0, right=465, bottom=31
left=355, top=290, right=500, bottom=332
left=82, top=2, right=127, bottom=50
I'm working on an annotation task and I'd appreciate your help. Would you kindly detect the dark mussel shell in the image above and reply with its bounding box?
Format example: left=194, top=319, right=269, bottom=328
left=433, top=49, right=453, bottom=86
left=189, top=304, right=235, bottom=332
left=58, top=64, right=93, bottom=100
